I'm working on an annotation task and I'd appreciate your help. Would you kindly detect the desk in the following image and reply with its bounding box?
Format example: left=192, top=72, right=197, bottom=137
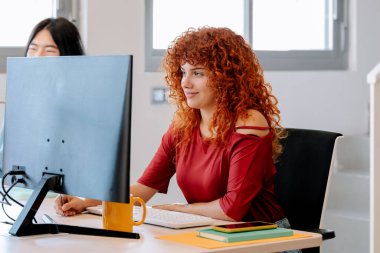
left=0, top=197, right=322, bottom=253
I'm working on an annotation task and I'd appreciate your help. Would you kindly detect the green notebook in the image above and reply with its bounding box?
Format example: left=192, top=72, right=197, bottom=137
left=197, top=227, right=293, bottom=243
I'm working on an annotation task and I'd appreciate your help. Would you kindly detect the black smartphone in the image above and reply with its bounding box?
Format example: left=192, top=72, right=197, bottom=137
left=212, top=221, right=277, bottom=233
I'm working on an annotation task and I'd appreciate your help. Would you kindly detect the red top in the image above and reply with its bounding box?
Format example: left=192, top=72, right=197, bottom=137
left=138, top=125, right=285, bottom=222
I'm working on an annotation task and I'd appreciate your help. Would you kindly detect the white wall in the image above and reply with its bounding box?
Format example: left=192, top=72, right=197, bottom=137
left=0, top=0, right=379, bottom=205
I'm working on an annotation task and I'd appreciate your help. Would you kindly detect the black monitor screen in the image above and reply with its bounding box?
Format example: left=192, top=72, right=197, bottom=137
left=3, top=55, right=132, bottom=203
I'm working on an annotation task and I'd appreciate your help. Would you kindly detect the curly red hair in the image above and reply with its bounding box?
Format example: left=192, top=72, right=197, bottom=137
left=163, top=27, right=285, bottom=160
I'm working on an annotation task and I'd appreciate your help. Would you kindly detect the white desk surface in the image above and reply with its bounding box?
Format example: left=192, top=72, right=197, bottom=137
left=0, top=197, right=322, bottom=253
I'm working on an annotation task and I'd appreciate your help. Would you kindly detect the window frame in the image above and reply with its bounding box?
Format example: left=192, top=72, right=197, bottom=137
left=0, top=0, right=79, bottom=73
left=145, top=0, right=348, bottom=72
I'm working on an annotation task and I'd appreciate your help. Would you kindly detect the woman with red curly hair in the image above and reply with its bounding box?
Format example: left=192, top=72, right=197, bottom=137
left=134, top=26, right=288, bottom=224
left=55, top=27, right=289, bottom=227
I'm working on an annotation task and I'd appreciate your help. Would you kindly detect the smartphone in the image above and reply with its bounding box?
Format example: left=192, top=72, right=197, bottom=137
left=212, top=221, right=277, bottom=233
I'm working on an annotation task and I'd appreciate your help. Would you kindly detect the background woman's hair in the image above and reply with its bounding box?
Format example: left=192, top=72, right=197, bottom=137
left=163, top=26, right=286, bottom=160
left=24, top=17, right=85, bottom=56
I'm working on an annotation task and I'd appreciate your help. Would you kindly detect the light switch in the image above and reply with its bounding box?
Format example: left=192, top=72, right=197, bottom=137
left=151, top=87, right=168, bottom=104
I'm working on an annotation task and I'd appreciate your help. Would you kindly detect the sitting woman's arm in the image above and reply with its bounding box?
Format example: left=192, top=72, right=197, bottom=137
left=153, top=200, right=235, bottom=221
left=54, top=182, right=158, bottom=216
left=130, top=182, right=158, bottom=203
left=54, top=195, right=101, bottom=216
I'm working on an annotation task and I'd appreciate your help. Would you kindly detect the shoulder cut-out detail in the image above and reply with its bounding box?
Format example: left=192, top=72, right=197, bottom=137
left=235, top=126, right=270, bottom=130
left=235, top=110, right=270, bottom=137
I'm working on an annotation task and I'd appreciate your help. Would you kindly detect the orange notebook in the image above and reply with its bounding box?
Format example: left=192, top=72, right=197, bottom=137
left=156, top=231, right=312, bottom=249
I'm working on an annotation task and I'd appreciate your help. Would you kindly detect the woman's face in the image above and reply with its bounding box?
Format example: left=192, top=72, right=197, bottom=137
left=180, top=63, right=216, bottom=113
left=26, top=29, right=60, bottom=57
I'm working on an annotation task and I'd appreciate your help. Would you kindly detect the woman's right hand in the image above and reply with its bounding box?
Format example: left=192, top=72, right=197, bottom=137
left=54, top=182, right=157, bottom=216
left=54, top=195, right=100, bottom=216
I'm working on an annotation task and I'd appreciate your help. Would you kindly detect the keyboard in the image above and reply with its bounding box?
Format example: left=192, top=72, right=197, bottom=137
left=86, top=205, right=215, bottom=229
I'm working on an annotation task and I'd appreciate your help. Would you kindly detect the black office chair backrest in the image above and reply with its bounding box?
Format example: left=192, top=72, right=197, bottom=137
left=275, top=128, right=342, bottom=230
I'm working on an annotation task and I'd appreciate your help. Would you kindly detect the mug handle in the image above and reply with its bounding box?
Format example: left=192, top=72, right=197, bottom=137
left=132, top=197, right=146, bottom=226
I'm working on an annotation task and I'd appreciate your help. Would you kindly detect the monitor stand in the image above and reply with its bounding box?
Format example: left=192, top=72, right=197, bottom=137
left=9, top=173, right=140, bottom=239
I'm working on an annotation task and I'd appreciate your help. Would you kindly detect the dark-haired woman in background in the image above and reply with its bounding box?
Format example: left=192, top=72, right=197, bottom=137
left=25, top=17, right=84, bottom=57
left=0, top=17, right=84, bottom=172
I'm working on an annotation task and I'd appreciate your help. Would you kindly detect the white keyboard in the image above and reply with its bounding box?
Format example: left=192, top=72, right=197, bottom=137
left=86, top=205, right=215, bottom=229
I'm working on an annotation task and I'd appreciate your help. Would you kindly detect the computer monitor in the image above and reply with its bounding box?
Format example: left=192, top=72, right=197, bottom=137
left=2, top=55, right=137, bottom=238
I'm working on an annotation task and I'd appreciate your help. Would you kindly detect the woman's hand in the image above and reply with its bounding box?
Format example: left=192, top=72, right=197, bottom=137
left=152, top=203, right=189, bottom=212
left=54, top=195, right=100, bottom=216
left=53, top=182, right=156, bottom=217
left=153, top=200, right=235, bottom=221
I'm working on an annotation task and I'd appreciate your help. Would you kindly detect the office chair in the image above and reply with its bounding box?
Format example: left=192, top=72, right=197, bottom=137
left=275, top=128, right=342, bottom=253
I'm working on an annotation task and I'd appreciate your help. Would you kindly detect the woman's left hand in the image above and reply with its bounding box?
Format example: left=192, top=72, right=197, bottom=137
left=153, top=200, right=235, bottom=221
left=152, top=203, right=188, bottom=212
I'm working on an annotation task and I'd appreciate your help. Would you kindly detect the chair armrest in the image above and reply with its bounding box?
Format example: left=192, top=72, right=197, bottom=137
left=304, top=228, right=335, bottom=240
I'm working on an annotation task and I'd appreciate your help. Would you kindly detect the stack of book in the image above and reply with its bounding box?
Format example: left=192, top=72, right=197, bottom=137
left=197, top=227, right=294, bottom=243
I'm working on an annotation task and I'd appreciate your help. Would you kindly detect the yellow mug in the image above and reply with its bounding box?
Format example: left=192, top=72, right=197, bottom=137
left=102, top=196, right=146, bottom=232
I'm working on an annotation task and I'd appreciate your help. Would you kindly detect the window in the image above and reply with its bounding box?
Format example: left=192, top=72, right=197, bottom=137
left=145, top=0, right=348, bottom=71
left=0, top=0, right=78, bottom=73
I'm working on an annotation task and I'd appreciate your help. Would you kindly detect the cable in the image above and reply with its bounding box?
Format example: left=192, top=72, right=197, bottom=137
left=0, top=177, right=11, bottom=205
left=1, top=170, right=37, bottom=223
left=2, top=171, right=23, bottom=206
left=0, top=192, right=10, bottom=205
left=2, top=177, right=25, bottom=207
left=1, top=171, right=16, bottom=206
left=2, top=202, right=15, bottom=222
left=0, top=221, right=13, bottom=225
left=1, top=179, right=22, bottom=222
